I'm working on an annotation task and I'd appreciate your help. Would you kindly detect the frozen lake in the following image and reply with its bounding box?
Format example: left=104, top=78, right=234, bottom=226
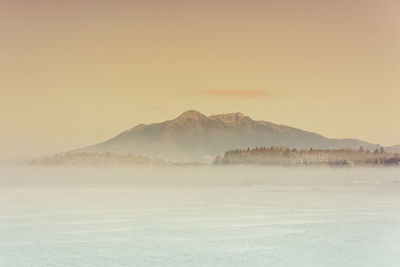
left=1, top=166, right=400, bottom=266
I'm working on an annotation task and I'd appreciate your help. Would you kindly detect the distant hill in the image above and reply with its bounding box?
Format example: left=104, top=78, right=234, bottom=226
left=73, top=110, right=396, bottom=162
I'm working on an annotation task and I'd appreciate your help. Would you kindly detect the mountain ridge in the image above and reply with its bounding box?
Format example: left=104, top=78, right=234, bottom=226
left=75, top=110, right=395, bottom=162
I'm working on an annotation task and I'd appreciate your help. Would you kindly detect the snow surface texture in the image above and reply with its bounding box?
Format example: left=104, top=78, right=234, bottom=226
left=0, top=167, right=400, bottom=267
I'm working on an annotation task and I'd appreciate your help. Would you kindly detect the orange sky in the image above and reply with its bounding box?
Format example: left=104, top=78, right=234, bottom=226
left=1, top=0, right=399, bottom=160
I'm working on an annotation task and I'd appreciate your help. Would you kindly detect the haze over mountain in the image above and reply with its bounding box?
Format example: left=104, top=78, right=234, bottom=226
left=72, top=110, right=399, bottom=162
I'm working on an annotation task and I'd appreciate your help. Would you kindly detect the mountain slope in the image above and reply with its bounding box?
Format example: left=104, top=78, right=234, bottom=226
left=75, top=110, right=387, bottom=162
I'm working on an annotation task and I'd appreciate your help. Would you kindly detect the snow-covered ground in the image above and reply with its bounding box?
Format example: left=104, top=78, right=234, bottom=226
left=1, top=167, right=399, bottom=266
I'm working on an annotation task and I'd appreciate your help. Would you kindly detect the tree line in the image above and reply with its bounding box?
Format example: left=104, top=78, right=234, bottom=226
left=31, top=152, right=166, bottom=166
left=30, top=152, right=204, bottom=167
left=213, top=146, right=400, bottom=166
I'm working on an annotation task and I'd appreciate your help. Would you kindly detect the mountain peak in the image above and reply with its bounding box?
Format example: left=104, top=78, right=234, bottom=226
left=209, top=112, right=251, bottom=124
left=209, top=112, right=244, bottom=118
left=176, top=110, right=208, bottom=120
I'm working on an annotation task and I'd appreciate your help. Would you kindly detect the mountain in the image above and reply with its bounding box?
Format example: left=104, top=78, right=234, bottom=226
left=73, top=110, right=395, bottom=162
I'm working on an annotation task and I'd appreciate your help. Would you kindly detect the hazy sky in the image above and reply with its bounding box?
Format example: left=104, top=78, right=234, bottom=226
left=1, top=0, right=399, bottom=160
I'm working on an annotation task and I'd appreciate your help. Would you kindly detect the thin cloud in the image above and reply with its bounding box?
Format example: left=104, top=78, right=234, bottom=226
left=203, top=89, right=268, bottom=98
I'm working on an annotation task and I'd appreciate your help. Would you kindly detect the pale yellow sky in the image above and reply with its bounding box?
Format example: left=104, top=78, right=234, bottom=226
left=0, top=0, right=399, bottom=160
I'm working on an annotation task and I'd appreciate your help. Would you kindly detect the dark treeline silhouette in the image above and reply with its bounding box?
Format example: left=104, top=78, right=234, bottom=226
left=214, top=146, right=400, bottom=167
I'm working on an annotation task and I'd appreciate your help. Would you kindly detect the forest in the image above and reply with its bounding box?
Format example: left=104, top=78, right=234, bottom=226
left=30, top=152, right=165, bottom=166
left=213, top=146, right=400, bottom=166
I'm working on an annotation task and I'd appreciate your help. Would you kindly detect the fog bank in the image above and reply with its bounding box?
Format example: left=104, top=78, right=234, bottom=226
left=1, top=166, right=399, bottom=266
